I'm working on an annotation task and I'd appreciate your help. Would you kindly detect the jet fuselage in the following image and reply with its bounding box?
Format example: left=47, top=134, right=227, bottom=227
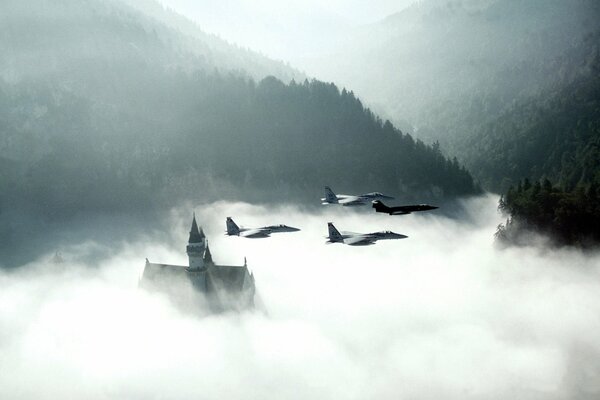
left=372, top=200, right=438, bottom=215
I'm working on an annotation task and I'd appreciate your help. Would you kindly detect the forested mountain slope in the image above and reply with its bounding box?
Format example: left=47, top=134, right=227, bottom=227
left=470, top=43, right=600, bottom=190
left=0, top=0, right=478, bottom=265
left=496, top=178, right=600, bottom=248
left=492, top=45, right=600, bottom=248
left=484, top=29, right=600, bottom=248
left=0, top=0, right=301, bottom=88
left=308, top=0, right=600, bottom=191
left=0, top=76, right=477, bottom=212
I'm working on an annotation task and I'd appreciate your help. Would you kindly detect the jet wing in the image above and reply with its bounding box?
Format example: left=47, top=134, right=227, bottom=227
left=240, top=228, right=271, bottom=238
left=338, top=196, right=365, bottom=206
left=345, top=235, right=376, bottom=246
left=391, top=210, right=411, bottom=215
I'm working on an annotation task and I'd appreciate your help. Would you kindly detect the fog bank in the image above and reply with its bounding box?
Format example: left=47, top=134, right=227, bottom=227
left=1, top=195, right=600, bottom=399
left=156, top=0, right=417, bottom=61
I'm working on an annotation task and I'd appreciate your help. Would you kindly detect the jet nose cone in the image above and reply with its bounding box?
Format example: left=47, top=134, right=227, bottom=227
left=289, top=226, right=301, bottom=232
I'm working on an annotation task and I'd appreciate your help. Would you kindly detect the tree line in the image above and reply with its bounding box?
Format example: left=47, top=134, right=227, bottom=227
left=496, top=179, right=600, bottom=247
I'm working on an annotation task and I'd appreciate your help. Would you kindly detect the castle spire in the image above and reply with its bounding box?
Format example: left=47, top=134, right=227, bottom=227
left=188, top=213, right=205, bottom=243
left=187, top=213, right=207, bottom=270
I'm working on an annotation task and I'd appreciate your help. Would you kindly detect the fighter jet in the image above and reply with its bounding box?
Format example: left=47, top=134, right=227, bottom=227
left=372, top=200, right=438, bottom=215
left=321, top=186, right=394, bottom=206
left=325, top=222, right=407, bottom=246
left=226, top=217, right=300, bottom=238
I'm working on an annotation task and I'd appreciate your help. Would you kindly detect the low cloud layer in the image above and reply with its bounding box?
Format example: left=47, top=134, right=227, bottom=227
left=156, top=0, right=417, bottom=62
left=1, top=195, right=600, bottom=399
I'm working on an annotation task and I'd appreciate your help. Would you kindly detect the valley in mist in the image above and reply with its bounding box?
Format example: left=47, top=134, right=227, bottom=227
left=1, top=0, right=600, bottom=398
left=2, top=196, right=600, bottom=399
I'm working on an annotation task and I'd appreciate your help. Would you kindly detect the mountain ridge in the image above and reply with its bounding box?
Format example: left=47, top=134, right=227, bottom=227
left=0, top=0, right=479, bottom=265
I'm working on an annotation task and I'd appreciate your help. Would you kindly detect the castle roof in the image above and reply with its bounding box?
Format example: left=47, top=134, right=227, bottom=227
left=142, top=261, right=250, bottom=293
left=141, top=261, right=188, bottom=282
left=206, top=265, right=248, bottom=292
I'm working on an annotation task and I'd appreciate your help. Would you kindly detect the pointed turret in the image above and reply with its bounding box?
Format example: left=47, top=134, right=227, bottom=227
left=187, top=213, right=206, bottom=270
left=203, top=243, right=213, bottom=265
left=188, top=213, right=205, bottom=244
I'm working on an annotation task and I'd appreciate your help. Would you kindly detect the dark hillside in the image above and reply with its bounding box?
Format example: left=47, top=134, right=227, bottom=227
left=310, top=0, right=600, bottom=191
left=0, top=0, right=478, bottom=266
left=496, top=179, right=600, bottom=248
left=468, top=35, right=600, bottom=191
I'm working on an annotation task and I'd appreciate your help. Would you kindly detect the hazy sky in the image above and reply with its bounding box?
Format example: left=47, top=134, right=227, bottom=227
left=2, top=196, right=600, bottom=398
left=157, top=0, right=417, bottom=62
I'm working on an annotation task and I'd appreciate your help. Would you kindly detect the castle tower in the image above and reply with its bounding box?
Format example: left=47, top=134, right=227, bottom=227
left=141, top=214, right=256, bottom=311
left=187, top=213, right=206, bottom=270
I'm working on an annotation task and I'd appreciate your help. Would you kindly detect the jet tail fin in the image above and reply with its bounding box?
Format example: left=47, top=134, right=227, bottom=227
left=327, top=222, right=344, bottom=243
left=324, top=186, right=339, bottom=204
left=373, top=200, right=388, bottom=212
left=372, top=200, right=389, bottom=213
left=226, top=217, right=240, bottom=236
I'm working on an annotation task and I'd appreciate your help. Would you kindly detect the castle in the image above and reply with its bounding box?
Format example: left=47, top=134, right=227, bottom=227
left=140, top=215, right=256, bottom=313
